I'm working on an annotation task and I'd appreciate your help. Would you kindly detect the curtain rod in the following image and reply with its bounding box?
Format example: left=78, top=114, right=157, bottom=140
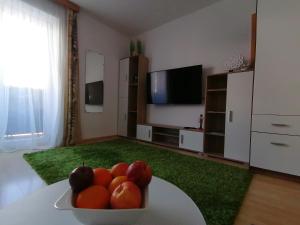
left=55, top=0, right=80, bottom=12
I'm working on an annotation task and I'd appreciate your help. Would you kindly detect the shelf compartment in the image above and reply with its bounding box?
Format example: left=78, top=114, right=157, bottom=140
left=152, top=135, right=179, bottom=147
left=128, top=87, right=137, bottom=112
left=207, top=111, right=226, bottom=114
left=205, top=91, right=227, bottom=112
left=151, top=126, right=179, bottom=147
left=152, top=132, right=179, bottom=138
left=129, top=56, right=139, bottom=84
left=206, top=73, right=227, bottom=89
left=205, top=132, right=225, bottom=137
left=204, top=135, right=224, bottom=155
left=205, top=113, right=225, bottom=134
left=152, top=127, right=179, bottom=136
left=127, top=113, right=137, bottom=138
left=207, top=88, right=227, bottom=92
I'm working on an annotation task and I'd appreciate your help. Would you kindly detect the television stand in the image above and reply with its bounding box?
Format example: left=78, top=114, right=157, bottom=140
left=136, top=123, right=203, bottom=152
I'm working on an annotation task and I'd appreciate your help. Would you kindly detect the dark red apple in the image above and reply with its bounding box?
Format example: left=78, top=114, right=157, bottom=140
left=69, top=163, right=94, bottom=193
left=126, top=160, right=152, bottom=188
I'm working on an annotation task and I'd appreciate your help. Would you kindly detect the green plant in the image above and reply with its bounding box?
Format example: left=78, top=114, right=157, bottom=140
left=136, top=40, right=142, bottom=55
left=130, top=40, right=135, bottom=56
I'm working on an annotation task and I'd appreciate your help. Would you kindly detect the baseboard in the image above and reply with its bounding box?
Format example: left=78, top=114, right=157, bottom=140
left=250, top=166, right=300, bottom=183
left=78, top=135, right=118, bottom=145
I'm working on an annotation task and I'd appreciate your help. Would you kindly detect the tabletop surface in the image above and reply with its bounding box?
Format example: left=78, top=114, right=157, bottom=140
left=0, top=176, right=206, bottom=225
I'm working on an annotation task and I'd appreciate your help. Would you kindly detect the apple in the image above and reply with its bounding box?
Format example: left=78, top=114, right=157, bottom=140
left=126, top=160, right=152, bottom=188
left=110, top=181, right=142, bottom=209
left=69, top=163, right=94, bottom=193
left=111, top=162, right=129, bottom=177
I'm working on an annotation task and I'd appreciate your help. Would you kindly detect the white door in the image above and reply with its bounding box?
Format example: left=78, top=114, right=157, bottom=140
left=179, top=130, right=203, bottom=152
left=119, top=58, right=129, bottom=99
left=224, top=71, right=253, bottom=162
left=136, top=125, right=152, bottom=142
left=117, top=98, right=128, bottom=136
left=253, top=0, right=300, bottom=115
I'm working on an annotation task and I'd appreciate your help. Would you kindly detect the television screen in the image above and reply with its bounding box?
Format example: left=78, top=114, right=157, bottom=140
left=147, top=65, right=202, bottom=104
left=85, top=81, right=103, bottom=105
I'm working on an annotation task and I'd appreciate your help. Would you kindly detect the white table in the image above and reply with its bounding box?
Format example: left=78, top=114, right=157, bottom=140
left=0, top=176, right=206, bottom=225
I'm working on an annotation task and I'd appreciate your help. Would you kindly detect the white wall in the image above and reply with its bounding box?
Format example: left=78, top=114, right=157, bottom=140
left=78, top=10, right=129, bottom=140
left=138, top=0, right=256, bottom=128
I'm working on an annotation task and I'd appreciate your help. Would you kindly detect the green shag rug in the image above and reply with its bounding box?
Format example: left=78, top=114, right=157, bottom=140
left=23, top=139, right=252, bottom=225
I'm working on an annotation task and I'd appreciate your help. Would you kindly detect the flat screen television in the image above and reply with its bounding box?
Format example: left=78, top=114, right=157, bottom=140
left=147, top=65, right=202, bottom=104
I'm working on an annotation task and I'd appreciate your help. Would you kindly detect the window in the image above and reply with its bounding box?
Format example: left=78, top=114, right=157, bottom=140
left=0, top=0, right=66, bottom=151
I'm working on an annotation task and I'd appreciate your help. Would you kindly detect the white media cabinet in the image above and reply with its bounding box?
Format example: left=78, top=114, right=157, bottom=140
left=136, top=124, right=204, bottom=153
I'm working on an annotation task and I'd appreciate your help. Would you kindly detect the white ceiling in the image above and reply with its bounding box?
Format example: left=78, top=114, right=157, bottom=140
left=72, top=0, right=221, bottom=36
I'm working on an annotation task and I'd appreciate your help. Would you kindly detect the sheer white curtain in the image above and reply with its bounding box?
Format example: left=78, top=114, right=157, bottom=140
left=0, top=0, right=66, bottom=152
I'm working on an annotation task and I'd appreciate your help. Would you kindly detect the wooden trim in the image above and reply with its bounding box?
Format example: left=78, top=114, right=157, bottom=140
left=206, top=72, right=227, bottom=77
left=55, top=0, right=80, bottom=12
left=250, top=13, right=257, bottom=68
left=228, top=69, right=254, bottom=74
left=78, top=135, right=118, bottom=145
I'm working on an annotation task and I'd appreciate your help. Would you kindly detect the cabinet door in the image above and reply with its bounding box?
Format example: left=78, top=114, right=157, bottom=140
left=251, top=132, right=300, bottom=176
left=119, top=58, right=129, bottom=99
left=136, top=125, right=152, bottom=142
left=117, top=98, right=128, bottom=136
left=253, top=0, right=300, bottom=115
left=179, top=130, right=203, bottom=152
left=224, top=72, right=253, bottom=162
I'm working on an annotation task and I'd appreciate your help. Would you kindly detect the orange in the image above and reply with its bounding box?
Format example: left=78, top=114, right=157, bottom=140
left=93, top=168, right=113, bottom=187
left=108, top=176, right=128, bottom=193
left=111, top=162, right=129, bottom=177
left=75, top=185, right=110, bottom=209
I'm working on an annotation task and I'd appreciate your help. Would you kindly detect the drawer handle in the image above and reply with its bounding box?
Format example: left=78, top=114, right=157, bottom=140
left=270, top=142, right=289, bottom=147
left=180, top=134, right=184, bottom=144
left=229, top=110, right=233, bottom=122
left=271, top=123, right=290, bottom=127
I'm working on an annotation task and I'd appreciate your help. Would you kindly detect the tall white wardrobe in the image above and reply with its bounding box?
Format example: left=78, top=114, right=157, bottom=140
left=250, top=0, right=300, bottom=176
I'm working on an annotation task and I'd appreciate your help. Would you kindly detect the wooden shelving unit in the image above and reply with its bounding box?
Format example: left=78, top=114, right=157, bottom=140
left=126, top=55, right=148, bottom=138
left=204, top=73, right=227, bottom=156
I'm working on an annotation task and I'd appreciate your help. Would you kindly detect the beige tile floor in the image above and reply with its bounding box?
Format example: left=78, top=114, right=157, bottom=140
left=0, top=151, right=45, bottom=209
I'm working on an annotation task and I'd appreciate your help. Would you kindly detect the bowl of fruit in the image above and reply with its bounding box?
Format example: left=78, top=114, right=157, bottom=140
left=54, top=160, right=152, bottom=225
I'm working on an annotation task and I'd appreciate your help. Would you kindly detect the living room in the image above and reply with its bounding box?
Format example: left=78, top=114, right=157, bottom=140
left=0, top=0, right=299, bottom=225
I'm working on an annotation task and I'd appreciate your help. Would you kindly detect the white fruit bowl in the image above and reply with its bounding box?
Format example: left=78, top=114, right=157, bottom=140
left=54, top=187, right=149, bottom=225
